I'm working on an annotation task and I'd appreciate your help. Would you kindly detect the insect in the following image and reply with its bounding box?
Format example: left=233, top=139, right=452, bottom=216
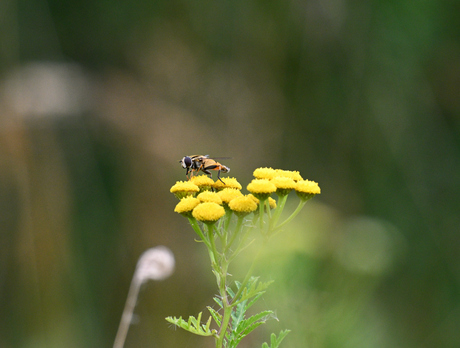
left=179, top=155, right=230, bottom=183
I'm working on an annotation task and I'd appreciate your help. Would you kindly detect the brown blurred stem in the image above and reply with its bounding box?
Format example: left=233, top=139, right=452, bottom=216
left=113, top=275, right=142, bottom=348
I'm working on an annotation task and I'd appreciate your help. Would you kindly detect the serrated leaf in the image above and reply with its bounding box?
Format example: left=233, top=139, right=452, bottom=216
left=165, top=313, right=215, bottom=337
left=207, top=306, right=222, bottom=327
left=213, top=296, right=223, bottom=308
left=232, top=278, right=273, bottom=306
left=231, top=300, right=247, bottom=328
left=261, top=329, right=291, bottom=348
left=202, top=315, right=212, bottom=332
left=227, top=321, right=265, bottom=348
left=227, top=299, right=276, bottom=348
left=247, top=292, right=264, bottom=309
left=240, top=321, right=265, bottom=338
left=227, top=286, right=236, bottom=298
left=237, top=310, right=274, bottom=332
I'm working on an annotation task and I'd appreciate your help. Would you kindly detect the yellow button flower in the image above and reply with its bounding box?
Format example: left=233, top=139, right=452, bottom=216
left=212, top=177, right=242, bottom=191
left=274, top=169, right=303, bottom=182
left=253, top=167, right=277, bottom=180
left=247, top=194, right=276, bottom=213
left=190, top=175, right=214, bottom=191
left=247, top=179, right=276, bottom=200
left=174, top=196, right=201, bottom=216
left=270, top=176, right=296, bottom=196
left=218, top=188, right=243, bottom=205
left=295, top=180, right=321, bottom=201
left=197, top=191, right=223, bottom=205
left=247, top=194, right=259, bottom=205
left=192, top=202, right=226, bottom=223
left=170, top=181, right=200, bottom=199
left=228, top=195, right=258, bottom=216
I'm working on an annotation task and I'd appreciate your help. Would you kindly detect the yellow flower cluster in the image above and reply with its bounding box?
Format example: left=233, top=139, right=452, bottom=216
left=170, top=181, right=200, bottom=199
left=253, top=167, right=303, bottom=182
left=192, top=202, right=225, bottom=223
left=174, top=196, right=200, bottom=214
left=250, top=167, right=320, bottom=198
left=218, top=188, right=243, bottom=204
left=246, top=179, right=276, bottom=200
left=172, top=176, right=254, bottom=222
left=228, top=196, right=258, bottom=217
left=212, top=177, right=242, bottom=191
left=190, top=175, right=214, bottom=191
left=197, top=191, right=223, bottom=205
left=295, top=179, right=321, bottom=201
left=171, top=167, right=320, bottom=222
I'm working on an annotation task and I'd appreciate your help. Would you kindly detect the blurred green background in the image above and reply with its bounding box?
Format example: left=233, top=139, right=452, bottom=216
left=1, top=0, right=459, bottom=347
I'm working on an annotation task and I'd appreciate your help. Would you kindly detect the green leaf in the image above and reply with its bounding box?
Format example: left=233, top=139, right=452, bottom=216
left=261, top=329, right=291, bottom=348
left=213, top=296, right=223, bottom=308
left=231, top=277, right=274, bottom=306
left=226, top=289, right=276, bottom=348
left=237, top=310, right=274, bottom=332
left=227, top=285, right=236, bottom=298
left=165, top=313, right=216, bottom=337
left=207, top=306, right=222, bottom=327
left=203, top=315, right=212, bottom=332
left=247, top=292, right=265, bottom=310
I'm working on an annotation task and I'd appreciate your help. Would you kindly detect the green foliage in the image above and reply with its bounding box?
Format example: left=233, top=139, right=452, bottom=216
left=226, top=305, right=274, bottom=347
left=165, top=312, right=216, bottom=337
left=207, top=306, right=222, bottom=327
left=213, top=278, right=278, bottom=348
left=261, top=330, right=291, bottom=348
left=230, top=277, right=274, bottom=307
left=168, top=277, right=284, bottom=347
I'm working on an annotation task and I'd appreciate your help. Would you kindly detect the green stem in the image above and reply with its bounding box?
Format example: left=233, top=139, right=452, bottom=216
left=225, top=216, right=244, bottom=253
left=188, top=217, right=211, bottom=250
left=216, top=300, right=232, bottom=348
left=265, top=199, right=272, bottom=219
left=269, top=194, right=288, bottom=233
left=207, top=224, right=220, bottom=262
left=229, top=223, right=255, bottom=262
left=265, top=200, right=273, bottom=235
left=215, top=235, right=231, bottom=348
left=224, top=209, right=233, bottom=230
left=273, top=199, right=307, bottom=232
left=258, top=198, right=266, bottom=232
left=229, top=244, right=264, bottom=305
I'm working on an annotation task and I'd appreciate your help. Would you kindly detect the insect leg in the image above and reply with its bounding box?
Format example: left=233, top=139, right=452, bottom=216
left=216, top=170, right=226, bottom=184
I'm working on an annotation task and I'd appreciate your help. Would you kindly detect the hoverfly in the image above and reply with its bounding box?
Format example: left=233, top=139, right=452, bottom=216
left=179, top=155, right=230, bottom=183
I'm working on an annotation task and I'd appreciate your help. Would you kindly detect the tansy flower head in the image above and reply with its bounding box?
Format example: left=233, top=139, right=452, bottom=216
left=247, top=194, right=259, bottom=205
left=174, top=196, right=201, bottom=216
left=170, top=181, right=200, bottom=199
left=295, top=180, right=321, bottom=201
left=192, top=202, right=226, bottom=223
left=190, top=175, right=214, bottom=191
left=247, top=179, right=276, bottom=200
left=213, top=177, right=242, bottom=191
left=270, top=176, right=296, bottom=196
left=197, top=191, right=223, bottom=205
left=228, top=195, right=258, bottom=217
left=274, top=169, right=303, bottom=182
left=253, top=167, right=277, bottom=180
left=247, top=194, right=276, bottom=214
left=218, top=188, right=243, bottom=205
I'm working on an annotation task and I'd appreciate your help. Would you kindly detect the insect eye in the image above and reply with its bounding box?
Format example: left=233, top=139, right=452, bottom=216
left=184, top=157, right=192, bottom=167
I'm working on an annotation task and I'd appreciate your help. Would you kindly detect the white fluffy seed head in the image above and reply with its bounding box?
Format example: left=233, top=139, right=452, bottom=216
left=134, top=246, right=175, bottom=283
